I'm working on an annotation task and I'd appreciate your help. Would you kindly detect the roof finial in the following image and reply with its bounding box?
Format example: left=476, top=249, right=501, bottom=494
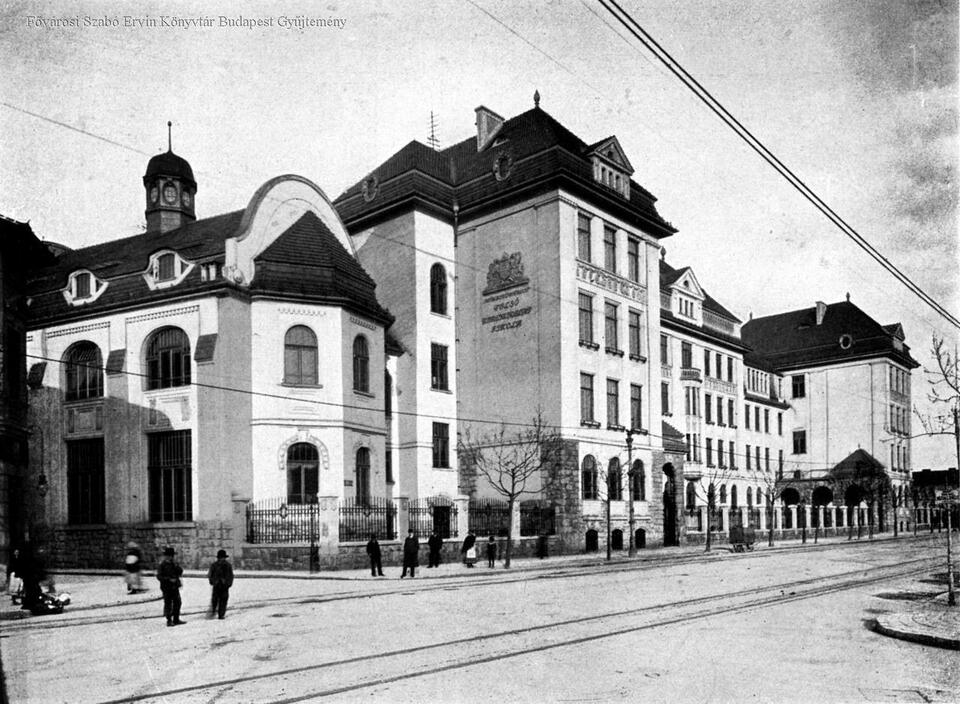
left=534, top=89, right=540, bottom=108
left=167, top=121, right=172, bottom=152
left=846, top=291, right=850, bottom=302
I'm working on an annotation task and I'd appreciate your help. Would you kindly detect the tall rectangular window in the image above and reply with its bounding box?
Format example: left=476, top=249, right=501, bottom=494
left=778, top=412, right=783, bottom=435
left=607, top=379, right=620, bottom=427
left=577, top=212, right=592, bottom=261
left=754, top=407, right=760, bottom=431
left=706, top=438, right=713, bottom=466
left=627, top=237, right=640, bottom=282
left=755, top=445, right=761, bottom=470
left=704, top=393, right=713, bottom=423
left=630, top=384, right=643, bottom=430
left=792, top=430, right=807, bottom=454
left=704, top=349, right=711, bottom=377
left=718, top=438, right=725, bottom=467
left=603, top=224, right=617, bottom=272
left=581, top=373, right=595, bottom=423
left=728, top=399, right=735, bottom=427
left=765, top=447, right=770, bottom=471
left=729, top=441, right=735, bottom=468
left=681, top=341, right=692, bottom=368
left=661, top=382, right=670, bottom=415
left=727, top=357, right=734, bottom=383
left=385, top=449, right=393, bottom=484
left=717, top=396, right=724, bottom=425
left=746, top=444, right=752, bottom=470
left=432, top=423, right=449, bottom=467
left=715, top=353, right=722, bottom=380
left=67, top=438, right=105, bottom=524
left=792, top=374, right=806, bottom=398
left=628, top=310, right=642, bottom=358
left=764, top=409, right=770, bottom=433
left=148, top=430, right=192, bottom=522
left=744, top=404, right=750, bottom=430
left=779, top=449, right=784, bottom=471
left=605, top=302, right=619, bottom=351
left=685, top=434, right=692, bottom=461
left=579, top=292, right=594, bottom=344
left=660, top=335, right=670, bottom=365
left=430, top=343, right=448, bottom=390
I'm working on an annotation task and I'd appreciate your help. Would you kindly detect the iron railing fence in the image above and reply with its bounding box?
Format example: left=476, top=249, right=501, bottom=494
left=246, top=496, right=318, bottom=544
left=339, top=496, right=397, bottom=542
left=408, top=496, right=458, bottom=539
left=519, top=502, right=556, bottom=536
left=469, top=498, right=510, bottom=537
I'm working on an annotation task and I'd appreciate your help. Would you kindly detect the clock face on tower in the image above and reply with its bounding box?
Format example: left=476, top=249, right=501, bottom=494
left=163, top=184, right=178, bottom=204
left=181, top=191, right=192, bottom=208
left=149, top=186, right=159, bottom=204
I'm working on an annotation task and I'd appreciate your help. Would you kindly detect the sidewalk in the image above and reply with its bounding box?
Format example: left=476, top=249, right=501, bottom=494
left=4, top=532, right=957, bottom=652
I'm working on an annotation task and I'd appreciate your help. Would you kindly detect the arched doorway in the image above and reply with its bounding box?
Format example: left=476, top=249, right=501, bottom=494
left=845, top=484, right=863, bottom=531
left=611, top=528, right=623, bottom=550
left=812, top=486, right=833, bottom=529
left=585, top=529, right=599, bottom=552
left=780, top=487, right=800, bottom=530
left=662, top=464, right=677, bottom=547
left=635, top=528, right=646, bottom=549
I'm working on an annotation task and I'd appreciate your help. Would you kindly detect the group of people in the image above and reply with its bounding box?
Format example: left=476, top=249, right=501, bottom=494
left=156, top=546, right=235, bottom=626
left=364, top=529, right=502, bottom=578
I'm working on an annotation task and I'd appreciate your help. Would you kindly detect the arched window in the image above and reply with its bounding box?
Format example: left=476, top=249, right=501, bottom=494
left=287, top=443, right=319, bottom=504
left=430, top=263, right=447, bottom=315
left=284, top=326, right=317, bottom=385
left=731, top=485, right=738, bottom=508
left=64, top=341, right=103, bottom=401
left=719, top=484, right=727, bottom=504
left=582, top=455, right=598, bottom=500
left=746, top=487, right=753, bottom=506
left=156, top=252, right=176, bottom=281
left=686, top=481, right=696, bottom=510
left=145, top=327, right=191, bottom=390
left=631, top=459, right=645, bottom=501
left=608, top=458, right=622, bottom=500
left=356, top=448, right=371, bottom=503
left=353, top=335, right=369, bottom=393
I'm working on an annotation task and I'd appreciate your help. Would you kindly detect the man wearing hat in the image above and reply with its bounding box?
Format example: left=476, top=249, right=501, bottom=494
left=157, top=547, right=185, bottom=627
left=207, top=549, right=234, bottom=620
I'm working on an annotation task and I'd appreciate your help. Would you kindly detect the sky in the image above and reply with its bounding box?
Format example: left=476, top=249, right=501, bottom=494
left=2, top=0, right=958, bottom=466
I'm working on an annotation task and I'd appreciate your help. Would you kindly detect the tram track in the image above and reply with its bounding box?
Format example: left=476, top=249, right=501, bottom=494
left=93, top=555, right=940, bottom=703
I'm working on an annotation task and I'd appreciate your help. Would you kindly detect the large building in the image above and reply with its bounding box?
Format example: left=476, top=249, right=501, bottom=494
left=23, top=145, right=398, bottom=568
left=336, top=97, right=686, bottom=550
left=0, top=217, right=54, bottom=571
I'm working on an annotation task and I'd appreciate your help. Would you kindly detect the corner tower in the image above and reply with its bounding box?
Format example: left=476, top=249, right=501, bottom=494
left=143, top=121, right=197, bottom=233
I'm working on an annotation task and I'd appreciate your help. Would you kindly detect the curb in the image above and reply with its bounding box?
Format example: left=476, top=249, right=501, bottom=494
left=873, top=616, right=960, bottom=651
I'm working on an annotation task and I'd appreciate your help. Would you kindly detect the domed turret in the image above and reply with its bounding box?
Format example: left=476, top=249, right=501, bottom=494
left=143, top=122, right=197, bottom=233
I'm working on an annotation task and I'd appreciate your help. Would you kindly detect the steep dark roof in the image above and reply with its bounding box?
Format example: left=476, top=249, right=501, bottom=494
left=26, top=210, right=243, bottom=327
left=741, top=301, right=919, bottom=372
left=830, top=448, right=886, bottom=477
left=335, top=106, right=677, bottom=239
left=0, top=216, right=55, bottom=269
left=252, top=211, right=393, bottom=325
left=659, top=259, right=741, bottom=323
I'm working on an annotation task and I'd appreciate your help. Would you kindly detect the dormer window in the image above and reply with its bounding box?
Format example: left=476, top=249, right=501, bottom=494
left=200, top=262, right=221, bottom=282
left=143, top=249, right=194, bottom=291
left=588, top=137, right=634, bottom=199
left=678, top=298, right=696, bottom=319
left=62, top=269, right=108, bottom=306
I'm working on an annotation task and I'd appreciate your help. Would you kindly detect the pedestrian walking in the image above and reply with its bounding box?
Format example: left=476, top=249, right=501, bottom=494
left=124, top=541, right=144, bottom=594
left=157, top=546, right=185, bottom=627
left=207, top=549, right=234, bottom=620
left=460, top=530, right=477, bottom=568
left=427, top=530, right=443, bottom=568
left=486, top=535, right=498, bottom=568
left=400, top=529, right=419, bottom=578
left=366, top=533, right=384, bottom=577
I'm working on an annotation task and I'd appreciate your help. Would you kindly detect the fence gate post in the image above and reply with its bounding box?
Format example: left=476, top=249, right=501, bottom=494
left=397, top=496, right=410, bottom=539
left=456, top=495, right=469, bottom=539
left=230, top=492, right=250, bottom=562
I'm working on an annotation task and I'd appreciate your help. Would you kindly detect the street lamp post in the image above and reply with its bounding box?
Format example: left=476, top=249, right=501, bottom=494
left=626, top=430, right=636, bottom=558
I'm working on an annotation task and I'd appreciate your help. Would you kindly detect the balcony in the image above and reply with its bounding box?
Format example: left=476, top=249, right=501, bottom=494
left=680, top=366, right=702, bottom=382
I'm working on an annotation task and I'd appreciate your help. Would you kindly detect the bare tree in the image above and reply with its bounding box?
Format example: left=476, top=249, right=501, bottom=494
left=457, top=412, right=561, bottom=568
left=686, top=457, right=737, bottom=552
left=756, top=468, right=781, bottom=548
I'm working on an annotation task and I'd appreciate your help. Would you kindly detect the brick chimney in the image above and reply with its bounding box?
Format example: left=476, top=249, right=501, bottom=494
left=475, top=106, right=504, bottom=151
left=815, top=301, right=827, bottom=325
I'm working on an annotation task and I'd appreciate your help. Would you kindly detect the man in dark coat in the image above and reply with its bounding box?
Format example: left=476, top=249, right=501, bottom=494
left=207, top=549, right=234, bottom=619
left=400, top=529, right=419, bottom=578
left=427, top=530, right=443, bottom=568
left=365, top=534, right=384, bottom=577
left=460, top=531, right=477, bottom=567
left=157, top=546, right=185, bottom=626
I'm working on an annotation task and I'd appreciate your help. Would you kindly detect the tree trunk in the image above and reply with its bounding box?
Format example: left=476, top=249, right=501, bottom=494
left=505, top=498, right=514, bottom=568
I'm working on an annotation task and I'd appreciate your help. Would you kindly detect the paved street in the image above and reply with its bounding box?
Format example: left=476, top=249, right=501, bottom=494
left=3, top=536, right=958, bottom=703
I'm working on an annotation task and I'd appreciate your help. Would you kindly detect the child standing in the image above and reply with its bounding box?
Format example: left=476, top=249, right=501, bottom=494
left=207, top=549, right=234, bottom=620
left=486, top=535, right=498, bottom=568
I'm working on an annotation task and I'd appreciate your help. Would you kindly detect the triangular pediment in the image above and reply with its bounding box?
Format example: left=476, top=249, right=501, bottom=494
left=670, top=268, right=705, bottom=301
left=883, top=323, right=905, bottom=341
left=587, top=136, right=634, bottom=175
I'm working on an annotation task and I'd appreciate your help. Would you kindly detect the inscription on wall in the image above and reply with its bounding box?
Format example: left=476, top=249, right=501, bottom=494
left=482, top=286, right=532, bottom=333
left=576, top=261, right=645, bottom=302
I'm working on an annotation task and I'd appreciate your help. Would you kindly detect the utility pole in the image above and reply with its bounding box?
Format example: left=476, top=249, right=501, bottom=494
left=627, top=430, right=636, bottom=557
left=947, top=405, right=958, bottom=606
